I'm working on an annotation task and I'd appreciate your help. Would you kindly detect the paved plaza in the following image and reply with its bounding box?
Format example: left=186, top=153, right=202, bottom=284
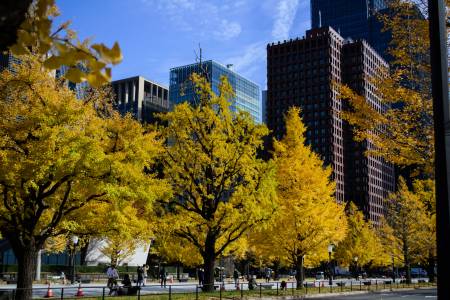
left=0, top=278, right=432, bottom=298
left=312, top=288, right=437, bottom=300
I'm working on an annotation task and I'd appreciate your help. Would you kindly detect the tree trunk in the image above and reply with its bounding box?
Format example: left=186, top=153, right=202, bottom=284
left=203, top=253, right=216, bottom=291
left=202, top=233, right=216, bottom=292
left=79, top=240, right=90, bottom=265
left=403, top=248, right=412, bottom=284
left=294, top=255, right=304, bottom=289
left=426, top=254, right=435, bottom=283
left=111, top=246, right=119, bottom=266
left=273, top=259, right=280, bottom=280
left=15, top=245, right=37, bottom=300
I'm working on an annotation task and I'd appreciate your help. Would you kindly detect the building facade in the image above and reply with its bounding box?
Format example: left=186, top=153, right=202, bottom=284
left=170, top=60, right=261, bottom=123
left=267, top=27, right=346, bottom=203
left=0, top=52, right=20, bottom=72
left=341, top=40, right=395, bottom=222
left=267, top=27, right=395, bottom=223
left=262, top=90, right=268, bottom=124
left=1, top=53, right=90, bottom=100
left=56, top=65, right=90, bottom=99
left=310, top=0, right=391, bottom=61
left=112, top=76, right=169, bottom=124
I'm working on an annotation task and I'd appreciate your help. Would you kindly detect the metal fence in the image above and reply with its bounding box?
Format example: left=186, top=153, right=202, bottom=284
left=0, top=280, right=437, bottom=300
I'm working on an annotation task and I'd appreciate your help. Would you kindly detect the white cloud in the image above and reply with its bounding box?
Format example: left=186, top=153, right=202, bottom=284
left=214, top=20, right=242, bottom=40
left=142, top=0, right=243, bottom=40
left=271, top=0, right=299, bottom=40
left=223, top=41, right=266, bottom=78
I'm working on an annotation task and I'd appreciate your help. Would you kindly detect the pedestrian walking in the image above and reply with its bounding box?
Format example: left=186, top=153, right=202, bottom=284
left=137, top=265, right=144, bottom=287
left=106, top=265, right=119, bottom=295
left=143, top=264, right=149, bottom=286
left=198, top=268, right=204, bottom=286
left=265, top=268, right=272, bottom=282
left=160, top=266, right=167, bottom=288
left=60, top=271, right=66, bottom=285
left=233, top=269, right=240, bottom=286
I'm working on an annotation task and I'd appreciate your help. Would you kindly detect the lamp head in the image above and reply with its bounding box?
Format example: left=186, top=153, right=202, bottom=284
left=71, top=235, right=79, bottom=245
left=328, top=244, right=333, bottom=253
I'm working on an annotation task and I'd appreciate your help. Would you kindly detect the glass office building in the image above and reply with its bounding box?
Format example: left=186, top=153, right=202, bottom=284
left=310, top=0, right=391, bottom=60
left=170, top=60, right=261, bottom=123
left=56, top=65, right=90, bottom=99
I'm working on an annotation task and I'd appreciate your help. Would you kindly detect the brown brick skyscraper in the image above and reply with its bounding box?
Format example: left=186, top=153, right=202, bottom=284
left=267, top=27, right=394, bottom=223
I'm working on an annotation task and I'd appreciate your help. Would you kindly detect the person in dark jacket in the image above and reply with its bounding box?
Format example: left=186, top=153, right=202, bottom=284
left=198, top=268, right=204, bottom=286
left=137, top=266, right=144, bottom=287
left=160, top=266, right=167, bottom=288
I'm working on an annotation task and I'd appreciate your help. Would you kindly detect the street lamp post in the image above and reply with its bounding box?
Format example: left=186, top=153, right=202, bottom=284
left=71, top=236, right=79, bottom=284
left=328, top=244, right=333, bottom=286
left=392, top=256, right=395, bottom=283
left=354, top=256, right=359, bottom=280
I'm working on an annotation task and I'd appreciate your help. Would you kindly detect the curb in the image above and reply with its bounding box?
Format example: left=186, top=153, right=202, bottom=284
left=249, top=286, right=437, bottom=299
left=247, top=291, right=369, bottom=299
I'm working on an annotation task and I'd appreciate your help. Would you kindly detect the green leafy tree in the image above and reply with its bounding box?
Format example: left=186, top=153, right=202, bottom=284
left=156, top=73, right=277, bottom=291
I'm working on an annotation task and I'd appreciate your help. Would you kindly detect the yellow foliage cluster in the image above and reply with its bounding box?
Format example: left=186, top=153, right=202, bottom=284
left=10, top=0, right=122, bottom=87
left=249, top=108, right=347, bottom=287
left=339, top=0, right=434, bottom=175
left=334, top=203, right=388, bottom=268
left=153, top=74, right=277, bottom=289
left=0, top=55, right=167, bottom=271
left=380, top=177, right=436, bottom=282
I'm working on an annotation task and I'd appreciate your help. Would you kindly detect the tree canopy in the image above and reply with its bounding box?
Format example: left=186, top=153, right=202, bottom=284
left=383, top=177, right=431, bottom=283
left=0, top=55, right=165, bottom=298
left=340, top=0, right=433, bottom=176
left=334, top=203, right=388, bottom=269
left=155, top=73, right=277, bottom=291
left=251, top=107, right=347, bottom=288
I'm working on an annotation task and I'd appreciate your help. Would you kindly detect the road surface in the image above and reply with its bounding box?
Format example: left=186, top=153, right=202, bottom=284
left=312, top=288, right=437, bottom=300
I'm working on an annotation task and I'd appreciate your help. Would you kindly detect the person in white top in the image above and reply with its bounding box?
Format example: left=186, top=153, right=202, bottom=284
left=106, top=265, right=119, bottom=295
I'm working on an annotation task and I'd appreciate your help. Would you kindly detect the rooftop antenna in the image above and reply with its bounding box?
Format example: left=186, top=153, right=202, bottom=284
left=319, top=10, right=322, bottom=27
left=192, top=43, right=210, bottom=105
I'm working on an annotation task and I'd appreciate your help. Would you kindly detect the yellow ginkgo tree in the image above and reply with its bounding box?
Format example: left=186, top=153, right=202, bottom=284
left=156, top=73, right=277, bottom=291
left=0, top=55, right=165, bottom=299
left=383, top=177, right=430, bottom=284
left=340, top=0, right=434, bottom=176
left=412, top=179, right=436, bottom=282
left=334, top=203, right=389, bottom=275
left=251, top=107, right=347, bottom=289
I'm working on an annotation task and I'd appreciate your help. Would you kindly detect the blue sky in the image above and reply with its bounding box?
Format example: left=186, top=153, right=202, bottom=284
left=56, top=0, right=311, bottom=89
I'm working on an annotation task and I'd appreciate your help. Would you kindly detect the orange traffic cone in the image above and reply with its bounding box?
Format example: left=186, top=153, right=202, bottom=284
left=44, top=284, right=54, bottom=298
left=75, top=284, right=84, bottom=297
